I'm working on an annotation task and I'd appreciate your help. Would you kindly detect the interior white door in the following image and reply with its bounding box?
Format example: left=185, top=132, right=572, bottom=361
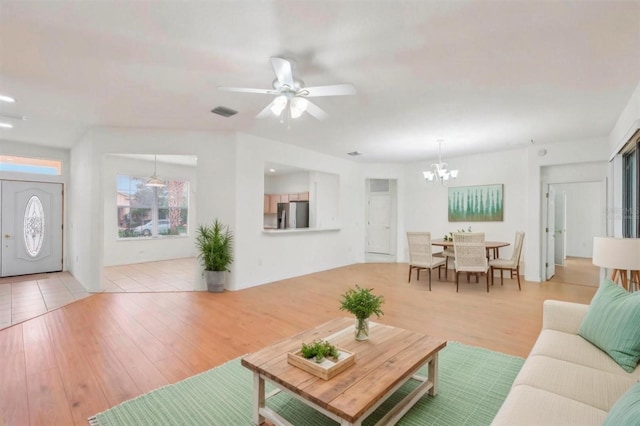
left=1, top=181, right=63, bottom=277
left=546, top=185, right=556, bottom=280
left=366, top=193, right=391, bottom=254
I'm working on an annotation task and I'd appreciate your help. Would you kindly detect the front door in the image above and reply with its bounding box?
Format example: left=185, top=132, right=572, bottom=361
left=1, top=180, right=63, bottom=277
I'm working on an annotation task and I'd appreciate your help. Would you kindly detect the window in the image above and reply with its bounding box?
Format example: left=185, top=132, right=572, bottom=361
left=0, top=155, right=62, bottom=175
left=623, top=133, right=639, bottom=238
left=117, top=175, right=189, bottom=239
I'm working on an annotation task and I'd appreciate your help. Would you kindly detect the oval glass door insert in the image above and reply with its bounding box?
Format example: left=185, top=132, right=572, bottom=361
left=24, top=195, right=45, bottom=257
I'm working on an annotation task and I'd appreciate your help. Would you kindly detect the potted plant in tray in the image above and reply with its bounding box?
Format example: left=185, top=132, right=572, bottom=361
left=339, top=285, right=384, bottom=341
left=195, top=218, right=233, bottom=293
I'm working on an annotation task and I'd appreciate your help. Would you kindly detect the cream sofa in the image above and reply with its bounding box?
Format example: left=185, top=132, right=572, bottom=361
left=492, top=300, right=640, bottom=425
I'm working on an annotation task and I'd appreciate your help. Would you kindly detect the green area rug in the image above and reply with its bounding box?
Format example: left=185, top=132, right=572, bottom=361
left=89, top=342, right=523, bottom=426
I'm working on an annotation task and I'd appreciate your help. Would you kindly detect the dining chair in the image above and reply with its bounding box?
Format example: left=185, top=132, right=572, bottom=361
left=442, top=247, right=455, bottom=279
left=407, top=232, right=446, bottom=290
left=453, top=232, right=490, bottom=292
left=489, top=231, right=525, bottom=290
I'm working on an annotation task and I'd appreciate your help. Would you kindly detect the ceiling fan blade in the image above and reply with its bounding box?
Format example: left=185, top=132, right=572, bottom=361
left=304, top=100, right=328, bottom=120
left=271, top=57, right=295, bottom=88
left=218, top=87, right=278, bottom=95
left=256, top=100, right=277, bottom=119
left=302, top=83, right=356, bottom=97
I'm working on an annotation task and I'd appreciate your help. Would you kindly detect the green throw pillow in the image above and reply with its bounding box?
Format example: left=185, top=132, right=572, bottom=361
left=578, top=279, right=640, bottom=373
left=603, top=382, right=640, bottom=425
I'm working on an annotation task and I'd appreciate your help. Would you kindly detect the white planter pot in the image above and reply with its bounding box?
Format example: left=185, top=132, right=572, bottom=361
left=205, top=270, right=226, bottom=293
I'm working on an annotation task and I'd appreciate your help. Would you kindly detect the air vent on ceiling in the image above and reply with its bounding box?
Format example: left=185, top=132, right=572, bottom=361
left=347, top=151, right=363, bottom=156
left=211, top=106, right=238, bottom=117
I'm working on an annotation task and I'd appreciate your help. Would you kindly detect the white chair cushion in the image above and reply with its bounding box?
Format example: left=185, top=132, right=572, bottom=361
left=489, top=259, right=517, bottom=268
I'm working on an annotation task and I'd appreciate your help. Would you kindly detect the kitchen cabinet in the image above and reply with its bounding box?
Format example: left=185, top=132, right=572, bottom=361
left=264, top=194, right=280, bottom=214
left=264, top=192, right=310, bottom=214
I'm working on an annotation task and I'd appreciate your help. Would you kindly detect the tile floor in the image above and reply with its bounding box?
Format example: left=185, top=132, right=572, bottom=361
left=0, top=271, right=91, bottom=330
left=102, top=257, right=196, bottom=293
left=0, top=257, right=197, bottom=331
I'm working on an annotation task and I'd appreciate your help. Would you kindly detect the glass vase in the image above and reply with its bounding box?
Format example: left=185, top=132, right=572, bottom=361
left=355, top=317, right=370, bottom=341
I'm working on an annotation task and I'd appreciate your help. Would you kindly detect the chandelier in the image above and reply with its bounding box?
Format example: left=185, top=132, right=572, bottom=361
left=423, top=140, right=458, bottom=184
left=145, top=154, right=166, bottom=187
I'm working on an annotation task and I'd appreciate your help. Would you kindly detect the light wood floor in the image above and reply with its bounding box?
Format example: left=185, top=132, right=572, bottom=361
left=0, top=262, right=598, bottom=426
left=550, top=256, right=600, bottom=287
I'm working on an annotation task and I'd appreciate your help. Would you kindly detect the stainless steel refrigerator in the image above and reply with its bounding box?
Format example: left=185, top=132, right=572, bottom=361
left=277, top=201, right=309, bottom=229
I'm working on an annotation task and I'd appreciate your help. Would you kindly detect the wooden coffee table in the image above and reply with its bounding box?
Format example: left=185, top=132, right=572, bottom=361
left=241, top=317, right=447, bottom=425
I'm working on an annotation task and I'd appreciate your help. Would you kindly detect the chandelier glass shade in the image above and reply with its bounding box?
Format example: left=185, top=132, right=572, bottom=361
left=423, top=141, right=458, bottom=184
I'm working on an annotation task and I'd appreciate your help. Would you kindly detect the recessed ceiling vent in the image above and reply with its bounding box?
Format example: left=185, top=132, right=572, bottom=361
left=347, top=151, right=363, bottom=156
left=211, top=106, right=238, bottom=117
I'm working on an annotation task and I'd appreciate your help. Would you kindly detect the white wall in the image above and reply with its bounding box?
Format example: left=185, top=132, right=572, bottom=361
left=402, top=148, right=528, bottom=267
left=265, top=172, right=310, bottom=194
left=69, top=127, right=236, bottom=292
left=233, top=133, right=365, bottom=290
left=610, top=82, right=640, bottom=156
left=102, top=155, right=197, bottom=266
left=526, top=138, right=610, bottom=282
left=0, top=140, right=71, bottom=270
left=551, top=181, right=604, bottom=258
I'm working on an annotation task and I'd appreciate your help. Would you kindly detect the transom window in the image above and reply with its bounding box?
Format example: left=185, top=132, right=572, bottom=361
left=0, top=155, right=62, bottom=175
left=117, top=175, right=189, bottom=239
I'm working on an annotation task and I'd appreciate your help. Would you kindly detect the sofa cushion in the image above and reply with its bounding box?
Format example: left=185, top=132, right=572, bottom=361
left=531, top=329, right=640, bottom=378
left=491, top=384, right=607, bottom=426
left=603, top=382, right=640, bottom=425
left=512, top=355, right=636, bottom=411
left=578, top=279, right=640, bottom=373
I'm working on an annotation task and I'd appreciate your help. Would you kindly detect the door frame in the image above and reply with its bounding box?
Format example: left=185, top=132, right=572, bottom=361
left=541, top=178, right=607, bottom=282
left=365, top=178, right=398, bottom=261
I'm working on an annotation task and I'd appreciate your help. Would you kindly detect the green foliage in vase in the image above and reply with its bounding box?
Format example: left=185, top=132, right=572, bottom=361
left=444, top=226, right=472, bottom=242
left=339, top=285, right=384, bottom=320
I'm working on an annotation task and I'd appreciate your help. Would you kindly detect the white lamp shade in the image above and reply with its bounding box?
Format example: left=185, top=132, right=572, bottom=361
left=270, top=96, right=287, bottom=115
left=290, top=97, right=308, bottom=118
left=423, top=171, right=435, bottom=180
left=592, top=237, right=640, bottom=271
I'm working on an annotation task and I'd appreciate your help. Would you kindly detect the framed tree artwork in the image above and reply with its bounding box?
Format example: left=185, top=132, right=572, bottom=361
left=448, top=184, right=504, bottom=222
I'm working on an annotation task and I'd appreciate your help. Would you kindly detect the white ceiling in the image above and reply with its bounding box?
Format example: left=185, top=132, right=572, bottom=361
left=1, top=1, right=639, bottom=163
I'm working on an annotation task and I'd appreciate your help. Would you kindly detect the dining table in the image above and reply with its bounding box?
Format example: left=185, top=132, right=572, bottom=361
left=431, top=238, right=510, bottom=259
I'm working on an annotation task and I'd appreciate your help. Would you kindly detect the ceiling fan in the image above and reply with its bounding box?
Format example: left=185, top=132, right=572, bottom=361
left=219, top=57, right=356, bottom=120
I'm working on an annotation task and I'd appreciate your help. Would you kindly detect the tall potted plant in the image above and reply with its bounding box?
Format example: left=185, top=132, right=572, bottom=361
left=339, top=285, right=384, bottom=341
left=195, top=218, right=233, bottom=293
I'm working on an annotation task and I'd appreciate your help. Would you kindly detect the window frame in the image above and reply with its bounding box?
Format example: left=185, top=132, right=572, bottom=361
left=622, top=134, right=639, bottom=238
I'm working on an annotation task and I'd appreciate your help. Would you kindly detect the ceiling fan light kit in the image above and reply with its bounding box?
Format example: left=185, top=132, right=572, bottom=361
left=219, top=57, right=355, bottom=121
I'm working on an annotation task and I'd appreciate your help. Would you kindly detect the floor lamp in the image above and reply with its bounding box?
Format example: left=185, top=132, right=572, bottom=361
left=592, top=237, right=640, bottom=292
